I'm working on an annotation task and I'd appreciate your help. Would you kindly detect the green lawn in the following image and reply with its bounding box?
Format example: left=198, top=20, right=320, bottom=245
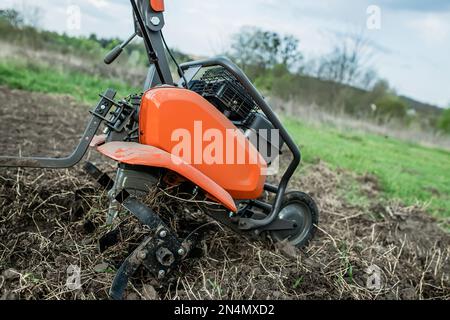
left=0, top=59, right=138, bottom=104
left=285, top=118, right=450, bottom=218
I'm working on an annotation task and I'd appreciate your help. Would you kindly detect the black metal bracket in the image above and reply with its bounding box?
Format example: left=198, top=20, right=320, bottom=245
left=90, top=94, right=136, bottom=133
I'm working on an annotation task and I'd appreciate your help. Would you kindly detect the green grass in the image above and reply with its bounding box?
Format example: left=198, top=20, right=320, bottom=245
left=285, top=118, right=450, bottom=218
left=0, top=59, right=138, bottom=104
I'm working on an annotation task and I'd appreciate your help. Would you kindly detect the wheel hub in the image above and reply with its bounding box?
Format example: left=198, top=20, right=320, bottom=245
left=271, top=202, right=313, bottom=246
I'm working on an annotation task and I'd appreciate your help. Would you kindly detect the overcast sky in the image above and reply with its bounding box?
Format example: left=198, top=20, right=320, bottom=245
left=1, top=0, right=449, bottom=107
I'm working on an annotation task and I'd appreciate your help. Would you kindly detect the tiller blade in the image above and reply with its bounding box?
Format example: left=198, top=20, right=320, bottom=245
left=84, top=163, right=190, bottom=300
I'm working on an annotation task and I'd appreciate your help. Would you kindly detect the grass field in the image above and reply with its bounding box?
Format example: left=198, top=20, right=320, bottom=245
left=0, top=59, right=138, bottom=104
left=0, top=58, right=448, bottom=220
left=285, top=118, right=450, bottom=218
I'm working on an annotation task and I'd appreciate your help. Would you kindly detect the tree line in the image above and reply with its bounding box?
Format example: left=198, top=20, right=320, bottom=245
left=227, top=26, right=450, bottom=134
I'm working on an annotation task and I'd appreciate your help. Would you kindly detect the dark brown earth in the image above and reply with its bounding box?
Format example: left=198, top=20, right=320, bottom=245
left=0, top=86, right=449, bottom=300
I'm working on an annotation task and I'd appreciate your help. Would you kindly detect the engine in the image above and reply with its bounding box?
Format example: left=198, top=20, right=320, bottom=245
left=188, top=67, right=283, bottom=164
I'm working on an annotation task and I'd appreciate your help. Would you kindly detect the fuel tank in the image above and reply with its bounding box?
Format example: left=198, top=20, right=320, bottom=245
left=139, top=86, right=267, bottom=199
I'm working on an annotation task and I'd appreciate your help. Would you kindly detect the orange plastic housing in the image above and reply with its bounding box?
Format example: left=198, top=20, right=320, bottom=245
left=150, top=0, right=165, bottom=12
left=139, top=87, right=267, bottom=200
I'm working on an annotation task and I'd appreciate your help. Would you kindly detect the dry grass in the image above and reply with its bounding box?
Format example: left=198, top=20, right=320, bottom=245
left=270, top=97, right=450, bottom=151
left=1, top=160, right=448, bottom=300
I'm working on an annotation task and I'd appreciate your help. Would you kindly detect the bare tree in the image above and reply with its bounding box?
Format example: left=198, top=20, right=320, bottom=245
left=315, top=31, right=376, bottom=90
left=11, top=1, right=43, bottom=29
left=230, top=26, right=303, bottom=77
left=24, top=6, right=42, bottom=29
left=0, top=9, right=24, bottom=27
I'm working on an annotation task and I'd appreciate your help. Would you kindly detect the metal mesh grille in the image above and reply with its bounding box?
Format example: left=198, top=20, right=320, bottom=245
left=189, top=67, right=259, bottom=120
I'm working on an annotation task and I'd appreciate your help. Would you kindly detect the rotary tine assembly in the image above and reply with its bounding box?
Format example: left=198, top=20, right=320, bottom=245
left=84, top=162, right=191, bottom=299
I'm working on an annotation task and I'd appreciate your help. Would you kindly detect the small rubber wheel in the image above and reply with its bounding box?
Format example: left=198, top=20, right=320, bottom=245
left=270, top=191, right=319, bottom=248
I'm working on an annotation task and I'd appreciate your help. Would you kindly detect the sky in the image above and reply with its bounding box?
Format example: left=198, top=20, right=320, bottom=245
left=1, top=0, right=449, bottom=107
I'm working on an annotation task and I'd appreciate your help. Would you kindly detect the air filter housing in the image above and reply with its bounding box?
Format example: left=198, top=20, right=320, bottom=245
left=188, top=66, right=284, bottom=164
left=189, top=67, right=259, bottom=122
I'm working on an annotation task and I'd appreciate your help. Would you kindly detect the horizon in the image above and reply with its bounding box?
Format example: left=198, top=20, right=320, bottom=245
left=1, top=0, right=449, bottom=108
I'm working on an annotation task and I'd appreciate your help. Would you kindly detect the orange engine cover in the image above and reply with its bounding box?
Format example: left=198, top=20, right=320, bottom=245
left=139, top=87, right=267, bottom=199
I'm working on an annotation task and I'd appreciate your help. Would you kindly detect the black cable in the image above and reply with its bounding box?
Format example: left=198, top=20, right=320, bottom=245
left=160, top=30, right=188, bottom=88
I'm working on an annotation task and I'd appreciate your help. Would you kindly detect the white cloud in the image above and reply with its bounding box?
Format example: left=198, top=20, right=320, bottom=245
left=86, top=0, right=108, bottom=9
left=1, top=0, right=449, bottom=106
left=407, top=14, right=450, bottom=43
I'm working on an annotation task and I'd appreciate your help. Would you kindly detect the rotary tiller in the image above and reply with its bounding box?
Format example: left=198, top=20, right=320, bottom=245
left=0, top=0, right=319, bottom=299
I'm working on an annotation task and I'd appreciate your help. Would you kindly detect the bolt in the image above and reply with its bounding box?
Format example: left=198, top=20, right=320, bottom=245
left=100, top=104, right=106, bottom=111
left=159, top=230, right=167, bottom=238
left=137, top=251, right=147, bottom=260
left=158, top=270, right=166, bottom=279
left=150, top=16, right=161, bottom=26
left=178, top=248, right=186, bottom=256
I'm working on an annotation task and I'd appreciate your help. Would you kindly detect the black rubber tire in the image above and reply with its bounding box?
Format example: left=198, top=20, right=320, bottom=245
left=270, top=191, right=319, bottom=248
